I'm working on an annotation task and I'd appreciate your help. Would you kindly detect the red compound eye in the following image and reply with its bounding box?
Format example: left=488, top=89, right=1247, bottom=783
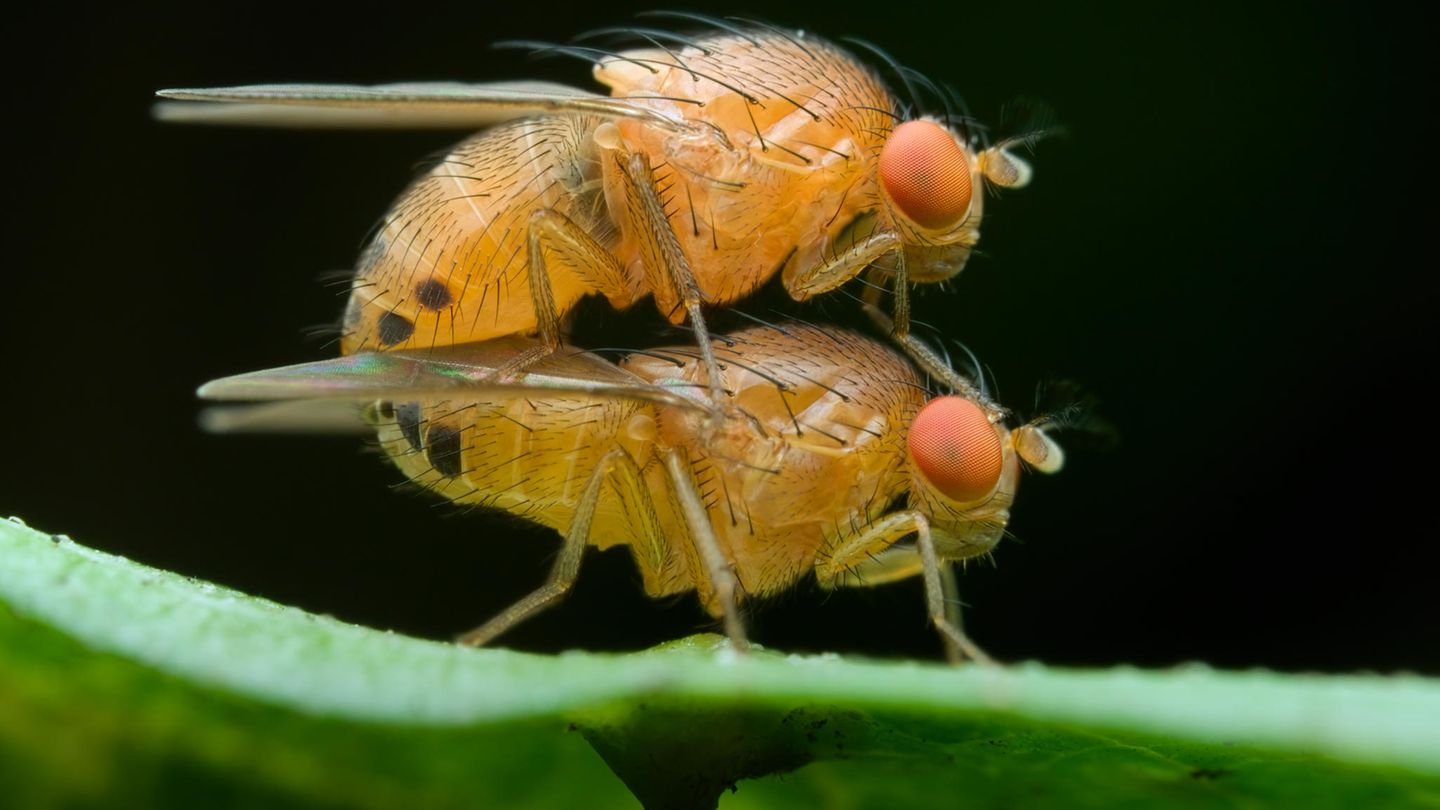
left=879, top=120, right=973, bottom=231
left=908, top=396, right=1004, bottom=503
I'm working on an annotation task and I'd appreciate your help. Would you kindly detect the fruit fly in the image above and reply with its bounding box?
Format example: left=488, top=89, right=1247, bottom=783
left=160, top=16, right=1037, bottom=412
left=199, top=322, right=1063, bottom=662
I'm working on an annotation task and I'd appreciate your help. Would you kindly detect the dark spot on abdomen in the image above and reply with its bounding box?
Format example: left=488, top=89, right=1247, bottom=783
left=395, top=403, right=423, bottom=452
left=377, top=312, right=414, bottom=345
left=361, top=400, right=393, bottom=427
left=415, top=279, right=453, bottom=310
left=426, top=424, right=464, bottom=478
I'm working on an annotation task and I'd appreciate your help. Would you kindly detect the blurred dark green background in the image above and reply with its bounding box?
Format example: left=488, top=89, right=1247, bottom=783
left=3, top=2, right=1433, bottom=671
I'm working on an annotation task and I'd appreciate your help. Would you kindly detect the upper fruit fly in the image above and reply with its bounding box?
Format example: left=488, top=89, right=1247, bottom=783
left=199, top=322, right=1063, bottom=662
left=159, top=15, right=1037, bottom=413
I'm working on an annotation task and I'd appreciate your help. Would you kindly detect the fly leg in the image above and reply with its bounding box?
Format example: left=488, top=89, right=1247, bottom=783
left=782, top=233, right=996, bottom=413
left=784, top=230, right=903, bottom=302
left=493, top=208, right=636, bottom=381
left=825, top=548, right=976, bottom=651
left=939, top=562, right=983, bottom=664
left=457, top=444, right=634, bottom=647
left=822, top=545, right=925, bottom=588
left=917, top=524, right=994, bottom=666
left=814, top=511, right=992, bottom=665
left=858, top=270, right=1000, bottom=415
left=614, top=152, right=726, bottom=412
left=659, top=447, right=748, bottom=652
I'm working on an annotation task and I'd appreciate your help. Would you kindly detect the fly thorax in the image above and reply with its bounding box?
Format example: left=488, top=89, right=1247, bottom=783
left=709, top=409, right=784, bottom=471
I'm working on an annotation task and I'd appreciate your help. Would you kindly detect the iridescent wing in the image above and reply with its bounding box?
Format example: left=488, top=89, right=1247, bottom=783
left=199, top=400, right=372, bottom=434
left=198, top=336, right=708, bottom=414
left=154, top=81, right=683, bottom=129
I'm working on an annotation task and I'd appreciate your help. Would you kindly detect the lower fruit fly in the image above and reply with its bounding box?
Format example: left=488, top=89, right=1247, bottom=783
left=200, top=322, right=1062, bottom=661
left=161, top=16, right=1037, bottom=414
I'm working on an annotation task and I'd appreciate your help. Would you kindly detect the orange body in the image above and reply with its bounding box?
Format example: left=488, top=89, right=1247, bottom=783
left=341, top=114, right=627, bottom=354
left=371, top=324, right=1020, bottom=612
left=593, top=37, right=896, bottom=317
left=340, top=30, right=940, bottom=355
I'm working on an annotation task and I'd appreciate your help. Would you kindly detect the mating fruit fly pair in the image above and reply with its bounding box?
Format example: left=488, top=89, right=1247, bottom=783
left=176, top=17, right=1060, bottom=662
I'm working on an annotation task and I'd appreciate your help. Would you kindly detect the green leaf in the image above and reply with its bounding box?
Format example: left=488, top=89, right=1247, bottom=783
left=2, top=516, right=1438, bottom=809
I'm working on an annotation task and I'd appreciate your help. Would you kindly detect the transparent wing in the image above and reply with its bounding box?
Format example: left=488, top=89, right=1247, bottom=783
left=199, top=400, right=371, bottom=434
left=154, top=81, right=682, bottom=129
left=197, top=337, right=708, bottom=412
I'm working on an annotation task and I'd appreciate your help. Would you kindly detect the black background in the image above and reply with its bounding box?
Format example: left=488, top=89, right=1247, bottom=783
left=4, top=2, right=1435, bottom=672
